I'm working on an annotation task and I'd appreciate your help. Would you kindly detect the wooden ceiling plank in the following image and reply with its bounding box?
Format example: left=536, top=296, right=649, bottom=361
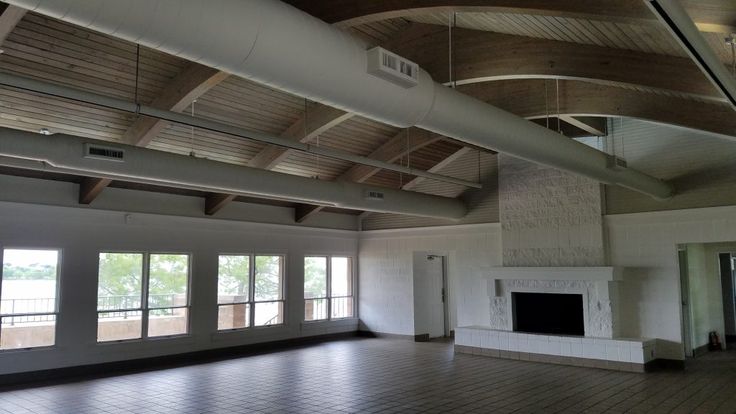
left=390, top=24, right=719, bottom=100
left=463, top=79, right=736, bottom=139
left=285, top=0, right=735, bottom=33
left=79, top=63, right=230, bottom=204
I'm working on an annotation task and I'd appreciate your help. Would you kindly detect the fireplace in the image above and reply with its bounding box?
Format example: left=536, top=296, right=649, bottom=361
left=512, top=292, right=584, bottom=336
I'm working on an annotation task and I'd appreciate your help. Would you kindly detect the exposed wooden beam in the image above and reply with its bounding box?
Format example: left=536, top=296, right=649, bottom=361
left=0, top=5, right=26, bottom=46
left=385, top=24, right=719, bottom=101
left=462, top=79, right=736, bottom=139
left=247, top=105, right=354, bottom=169
left=294, top=127, right=443, bottom=222
left=286, top=0, right=736, bottom=33
left=402, top=147, right=473, bottom=190
left=122, top=63, right=230, bottom=147
left=359, top=146, right=474, bottom=221
left=205, top=193, right=237, bottom=216
left=558, top=116, right=607, bottom=137
left=79, top=177, right=112, bottom=205
left=79, top=63, right=229, bottom=204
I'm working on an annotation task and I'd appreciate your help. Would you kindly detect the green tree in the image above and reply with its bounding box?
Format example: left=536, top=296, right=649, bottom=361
left=97, top=253, right=143, bottom=310
left=254, top=255, right=283, bottom=301
left=2, top=263, right=56, bottom=280
left=148, top=254, right=188, bottom=307
left=218, top=255, right=250, bottom=301
left=304, top=257, right=327, bottom=299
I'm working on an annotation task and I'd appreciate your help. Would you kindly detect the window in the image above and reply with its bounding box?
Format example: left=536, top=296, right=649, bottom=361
left=216, top=254, right=284, bottom=330
left=304, top=256, right=353, bottom=321
left=0, top=248, right=60, bottom=350
left=217, top=255, right=250, bottom=330
left=97, top=252, right=190, bottom=342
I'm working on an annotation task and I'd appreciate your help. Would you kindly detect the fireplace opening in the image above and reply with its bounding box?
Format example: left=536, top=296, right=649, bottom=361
left=512, top=292, right=584, bottom=336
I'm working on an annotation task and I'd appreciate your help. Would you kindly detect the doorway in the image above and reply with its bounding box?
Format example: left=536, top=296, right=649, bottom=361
left=412, top=252, right=448, bottom=339
left=719, top=253, right=736, bottom=347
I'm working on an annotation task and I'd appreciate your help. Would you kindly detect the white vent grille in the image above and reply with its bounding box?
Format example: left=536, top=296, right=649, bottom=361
left=367, top=47, right=419, bottom=88
left=606, top=155, right=627, bottom=170
left=84, top=143, right=125, bottom=162
left=364, top=190, right=385, bottom=201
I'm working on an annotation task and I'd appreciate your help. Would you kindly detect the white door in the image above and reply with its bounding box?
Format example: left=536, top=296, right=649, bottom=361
left=413, top=253, right=446, bottom=338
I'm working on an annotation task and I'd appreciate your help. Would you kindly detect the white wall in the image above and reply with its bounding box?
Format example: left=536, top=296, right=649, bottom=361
left=0, top=201, right=359, bottom=375
left=606, top=205, right=736, bottom=360
left=358, top=224, right=502, bottom=336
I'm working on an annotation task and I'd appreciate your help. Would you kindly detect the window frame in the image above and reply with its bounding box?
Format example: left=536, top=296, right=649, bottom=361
left=216, top=253, right=286, bottom=332
left=0, top=246, right=62, bottom=351
left=96, top=251, right=192, bottom=343
left=303, top=255, right=355, bottom=322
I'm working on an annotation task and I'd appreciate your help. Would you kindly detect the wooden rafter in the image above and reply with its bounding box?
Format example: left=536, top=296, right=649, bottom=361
left=79, top=63, right=229, bottom=204
left=0, top=5, right=25, bottom=45
left=286, top=0, right=736, bottom=33
left=294, top=128, right=443, bottom=222
left=203, top=104, right=353, bottom=216
left=464, top=79, right=736, bottom=139
left=386, top=24, right=719, bottom=101
left=558, top=116, right=607, bottom=137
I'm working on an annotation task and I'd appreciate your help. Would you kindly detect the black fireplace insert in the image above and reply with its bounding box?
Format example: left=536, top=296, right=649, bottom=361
left=512, top=292, right=584, bottom=336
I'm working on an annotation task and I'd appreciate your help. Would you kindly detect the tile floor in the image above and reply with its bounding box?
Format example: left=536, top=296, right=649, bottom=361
left=1, top=338, right=735, bottom=413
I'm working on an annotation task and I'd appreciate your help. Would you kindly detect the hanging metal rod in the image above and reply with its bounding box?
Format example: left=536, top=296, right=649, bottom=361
left=0, top=72, right=482, bottom=189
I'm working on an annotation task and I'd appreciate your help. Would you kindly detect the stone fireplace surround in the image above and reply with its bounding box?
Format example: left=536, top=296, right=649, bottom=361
left=455, top=267, right=656, bottom=372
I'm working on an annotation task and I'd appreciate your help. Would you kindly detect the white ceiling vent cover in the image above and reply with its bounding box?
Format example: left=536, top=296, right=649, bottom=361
left=367, top=47, right=419, bottom=88
left=84, top=143, right=125, bottom=162
left=364, top=190, right=385, bottom=201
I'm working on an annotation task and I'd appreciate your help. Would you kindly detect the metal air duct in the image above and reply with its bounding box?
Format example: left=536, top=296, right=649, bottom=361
left=4, top=0, right=675, bottom=200
left=0, top=128, right=468, bottom=219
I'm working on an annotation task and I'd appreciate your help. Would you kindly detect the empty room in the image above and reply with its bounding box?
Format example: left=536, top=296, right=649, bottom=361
left=0, top=0, right=736, bottom=413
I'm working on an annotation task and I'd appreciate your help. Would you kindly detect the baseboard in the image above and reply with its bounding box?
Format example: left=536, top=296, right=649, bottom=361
left=414, top=333, right=430, bottom=342
left=692, top=343, right=710, bottom=357
left=357, top=330, right=415, bottom=341
left=0, top=331, right=359, bottom=388
left=454, top=344, right=685, bottom=373
left=645, top=358, right=685, bottom=371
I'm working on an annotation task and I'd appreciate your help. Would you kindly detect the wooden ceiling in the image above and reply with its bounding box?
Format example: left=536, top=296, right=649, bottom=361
left=0, top=1, right=735, bottom=221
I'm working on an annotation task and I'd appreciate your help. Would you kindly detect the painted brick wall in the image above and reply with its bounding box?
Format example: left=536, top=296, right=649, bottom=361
left=499, top=154, right=605, bottom=266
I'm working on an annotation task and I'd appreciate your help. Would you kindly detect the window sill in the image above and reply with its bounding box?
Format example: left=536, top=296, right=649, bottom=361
left=0, top=344, right=57, bottom=355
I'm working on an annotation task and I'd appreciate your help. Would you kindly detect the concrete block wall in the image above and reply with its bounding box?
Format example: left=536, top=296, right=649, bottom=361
left=499, top=155, right=605, bottom=267
left=606, top=205, right=736, bottom=360
left=358, top=224, right=502, bottom=336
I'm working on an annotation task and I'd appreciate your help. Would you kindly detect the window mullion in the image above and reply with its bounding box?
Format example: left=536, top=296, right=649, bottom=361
left=249, top=254, right=255, bottom=328
left=141, top=253, right=150, bottom=339
left=327, top=256, right=332, bottom=321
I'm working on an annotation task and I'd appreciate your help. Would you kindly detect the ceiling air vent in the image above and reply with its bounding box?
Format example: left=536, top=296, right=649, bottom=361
left=84, top=143, right=125, bottom=162
left=364, top=190, right=385, bottom=201
left=606, top=155, right=628, bottom=171
left=367, top=47, right=419, bottom=88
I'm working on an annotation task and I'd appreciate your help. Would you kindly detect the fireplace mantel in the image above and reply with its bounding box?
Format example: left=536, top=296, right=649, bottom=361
left=487, top=267, right=622, bottom=282
left=485, top=266, right=622, bottom=339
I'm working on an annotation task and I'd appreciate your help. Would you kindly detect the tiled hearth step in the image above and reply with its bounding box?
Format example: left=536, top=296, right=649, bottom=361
left=455, top=326, right=655, bottom=373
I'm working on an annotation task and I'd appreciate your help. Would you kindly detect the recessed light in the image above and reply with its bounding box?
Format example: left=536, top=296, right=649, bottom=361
left=39, top=128, right=51, bottom=135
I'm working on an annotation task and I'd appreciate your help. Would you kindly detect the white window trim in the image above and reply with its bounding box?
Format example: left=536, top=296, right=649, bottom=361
left=303, top=255, right=355, bottom=322
left=96, top=251, right=192, bottom=343
left=0, top=247, right=62, bottom=351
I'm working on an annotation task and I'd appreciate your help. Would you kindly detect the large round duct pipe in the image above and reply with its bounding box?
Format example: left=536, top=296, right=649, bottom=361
left=5, top=0, right=675, bottom=200
left=0, top=128, right=468, bottom=220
